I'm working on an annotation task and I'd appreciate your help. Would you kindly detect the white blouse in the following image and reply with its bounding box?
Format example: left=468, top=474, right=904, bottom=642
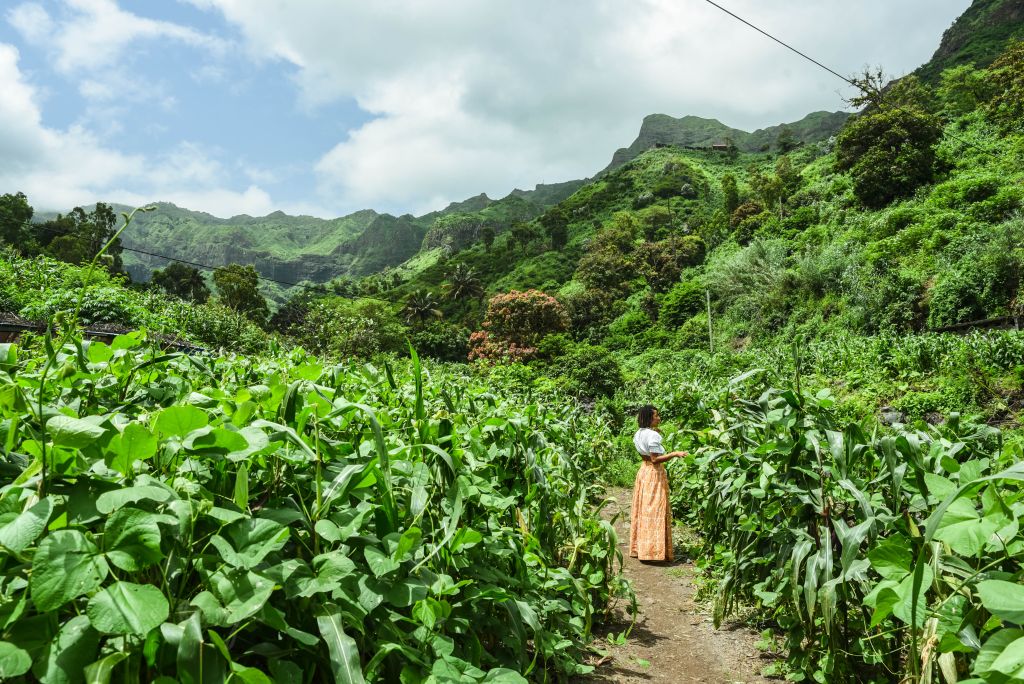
left=633, top=428, right=665, bottom=457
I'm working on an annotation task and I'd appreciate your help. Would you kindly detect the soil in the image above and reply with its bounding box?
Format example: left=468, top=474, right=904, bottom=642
left=579, top=488, right=774, bottom=684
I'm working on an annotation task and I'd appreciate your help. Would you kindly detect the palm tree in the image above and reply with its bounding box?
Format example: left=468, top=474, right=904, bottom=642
left=444, top=264, right=483, bottom=302
left=403, top=289, right=443, bottom=326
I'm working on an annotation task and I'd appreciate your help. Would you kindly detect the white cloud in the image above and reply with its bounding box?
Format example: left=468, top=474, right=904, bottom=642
left=0, top=43, right=278, bottom=217
left=7, top=0, right=226, bottom=74
left=7, top=3, right=52, bottom=43
left=191, top=0, right=972, bottom=213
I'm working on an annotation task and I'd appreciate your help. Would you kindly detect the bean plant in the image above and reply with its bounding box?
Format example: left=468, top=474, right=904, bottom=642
left=0, top=333, right=626, bottom=682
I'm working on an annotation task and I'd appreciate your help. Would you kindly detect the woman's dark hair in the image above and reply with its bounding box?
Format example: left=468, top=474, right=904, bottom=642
left=637, top=404, right=657, bottom=429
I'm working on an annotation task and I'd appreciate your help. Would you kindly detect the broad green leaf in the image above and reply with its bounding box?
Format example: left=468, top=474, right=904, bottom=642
left=0, top=641, right=31, bottom=678
left=35, top=614, right=99, bottom=684
left=394, top=527, right=422, bottom=561
left=978, top=581, right=1024, bottom=625
left=103, top=507, right=165, bottom=572
left=210, top=518, right=288, bottom=570
left=450, top=527, right=482, bottom=554
left=364, top=546, right=399, bottom=578
left=386, top=579, right=428, bottom=608
left=892, top=564, right=933, bottom=626
left=0, top=496, right=52, bottom=553
left=268, top=660, right=303, bottom=684
left=190, top=591, right=231, bottom=627
left=229, top=666, right=274, bottom=684
left=317, top=608, right=366, bottom=684
left=867, top=537, right=912, bottom=580
left=976, top=629, right=1024, bottom=676
left=31, top=530, right=109, bottom=612
left=95, top=485, right=173, bottom=514
left=989, top=635, right=1024, bottom=679
left=295, top=552, right=356, bottom=597
left=482, top=670, right=528, bottom=683
left=183, top=427, right=248, bottom=454
left=155, top=405, right=208, bottom=438
left=47, top=415, right=106, bottom=449
left=177, top=613, right=229, bottom=684
left=109, top=423, right=157, bottom=474
left=85, top=341, right=112, bottom=364
left=934, top=497, right=1002, bottom=557
left=86, top=582, right=169, bottom=635
left=233, top=464, right=249, bottom=511
left=208, top=569, right=275, bottom=623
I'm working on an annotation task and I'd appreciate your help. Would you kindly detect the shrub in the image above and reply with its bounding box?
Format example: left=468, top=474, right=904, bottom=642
left=660, top=280, right=705, bottom=328
left=293, top=297, right=406, bottom=358
left=634, top=236, right=707, bottom=291
left=409, top=321, right=470, bottom=361
left=556, top=343, right=624, bottom=398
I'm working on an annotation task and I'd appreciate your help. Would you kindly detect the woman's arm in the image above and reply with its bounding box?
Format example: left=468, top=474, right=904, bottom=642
left=649, top=450, right=688, bottom=464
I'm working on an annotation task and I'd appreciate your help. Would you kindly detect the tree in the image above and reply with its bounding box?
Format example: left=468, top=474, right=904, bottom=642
left=937, top=64, right=993, bottom=118
left=444, top=264, right=484, bottom=302
left=510, top=222, right=539, bottom=252
left=721, top=174, right=740, bottom=215
left=774, top=156, right=802, bottom=201
left=834, top=72, right=941, bottom=208
left=539, top=208, right=569, bottom=251
left=151, top=262, right=210, bottom=303
left=775, top=126, right=798, bottom=153
left=635, top=236, right=707, bottom=291
left=747, top=164, right=784, bottom=212
left=36, top=203, right=124, bottom=272
left=480, top=225, right=496, bottom=251
left=213, top=264, right=269, bottom=325
left=468, top=289, right=568, bottom=362
left=0, top=192, right=33, bottom=250
left=638, top=205, right=672, bottom=241
left=402, top=289, right=443, bottom=326
left=835, top=106, right=942, bottom=208
left=291, top=297, right=405, bottom=357
left=984, top=40, right=1024, bottom=133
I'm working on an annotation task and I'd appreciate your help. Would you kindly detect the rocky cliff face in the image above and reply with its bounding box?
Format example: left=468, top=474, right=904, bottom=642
left=916, top=0, right=1024, bottom=82
left=603, top=111, right=850, bottom=172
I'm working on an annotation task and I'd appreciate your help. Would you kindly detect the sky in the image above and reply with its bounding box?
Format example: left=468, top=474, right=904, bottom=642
left=0, top=0, right=972, bottom=219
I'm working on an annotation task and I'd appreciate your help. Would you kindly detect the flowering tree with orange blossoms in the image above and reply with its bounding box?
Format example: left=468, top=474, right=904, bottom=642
left=468, top=289, right=569, bottom=362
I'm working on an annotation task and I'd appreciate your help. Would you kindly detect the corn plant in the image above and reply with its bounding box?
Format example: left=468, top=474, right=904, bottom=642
left=672, top=370, right=1024, bottom=683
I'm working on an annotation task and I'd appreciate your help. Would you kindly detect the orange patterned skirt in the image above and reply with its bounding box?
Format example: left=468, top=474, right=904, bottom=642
left=629, top=461, right=673, bottom=561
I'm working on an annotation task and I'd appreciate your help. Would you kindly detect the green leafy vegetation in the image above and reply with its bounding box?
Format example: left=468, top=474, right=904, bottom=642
left=0, top=331, right=625, bottom=681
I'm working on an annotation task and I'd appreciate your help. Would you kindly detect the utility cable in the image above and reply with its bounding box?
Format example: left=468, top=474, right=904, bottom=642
left=699, top=0, right=996, bottom=158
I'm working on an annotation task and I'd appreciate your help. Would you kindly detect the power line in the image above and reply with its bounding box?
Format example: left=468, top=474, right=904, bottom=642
left=701, top=0, right=859, bottom=90
left=699, top=0, right=996, bottom=158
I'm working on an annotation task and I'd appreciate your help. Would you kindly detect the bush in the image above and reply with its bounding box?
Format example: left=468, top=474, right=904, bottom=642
left=660, top=280, right=705, bottom=328
left=674, top=313, right=710, bottom=350
left=409, top=321, right=470, bottom=362
left=556, top=343, right=624, bottom=398
left=293, top=297, right=406, bottom=358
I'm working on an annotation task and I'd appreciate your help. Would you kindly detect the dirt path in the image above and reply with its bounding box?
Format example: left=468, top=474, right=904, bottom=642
left=580, top=488, right=773, bottom=684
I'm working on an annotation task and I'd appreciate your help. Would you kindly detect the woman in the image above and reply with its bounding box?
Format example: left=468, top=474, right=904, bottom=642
left=629, top=405, right=688, bottom=562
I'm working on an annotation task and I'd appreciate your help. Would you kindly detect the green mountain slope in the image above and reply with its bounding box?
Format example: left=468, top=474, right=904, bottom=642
left=915, top=0, right=1024, bottom=81
left=603, top=110, right=850, bottom=172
